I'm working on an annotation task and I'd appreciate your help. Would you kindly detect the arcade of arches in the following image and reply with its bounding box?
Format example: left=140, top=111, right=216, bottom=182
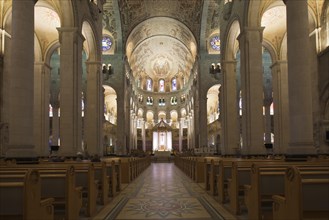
left=0, top=0, right=329, bottom=158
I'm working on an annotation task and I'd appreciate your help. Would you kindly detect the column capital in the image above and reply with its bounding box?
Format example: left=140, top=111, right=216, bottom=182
left=85, top=61, right=102, bottom=74
left=56, top=27, right=85, bottom=44
left=221, top=60, right=237, bottom=64
left=270, top=60, right=287, bottom=69
left=237, top=26, right=265, bottom=43
left=85, top=61, right=102, bottom=66
left=34, top=61, right=52, bottom=70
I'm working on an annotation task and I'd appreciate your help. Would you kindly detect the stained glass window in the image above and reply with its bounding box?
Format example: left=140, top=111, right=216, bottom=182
left=102, top=36, right=112, bottom=52
left=210, top=36, right=220, bottom=52
left=159, top=79, right=165, bottom=92
left=147, top=78, right=152, bottom=91
left=172, top=78, right=177, bottom=91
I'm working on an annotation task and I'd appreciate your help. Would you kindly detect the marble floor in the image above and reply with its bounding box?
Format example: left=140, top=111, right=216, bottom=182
left=93, top=163, right=237, bottom=220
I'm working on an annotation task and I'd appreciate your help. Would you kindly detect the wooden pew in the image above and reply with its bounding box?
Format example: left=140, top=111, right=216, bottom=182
left=272, top=166, right=329, bottom=220
left=204, top=157, right=221, bottom=191
left=107, top=160, right=118, bottom=197
left=39, top=166, right=83, bottom=220
left=119, top=158, right=131, bottom=184
left=217, top=160, right=233, bottom=204
left=194, top=157, right=206, bottom=183
left=0, top=169, right=54, bottom=220
left=209, top=159, right=220, bottom=195
left=0, top=165, right=83, bottom=220
left=67, top=162, right=98, bottom=217
left=219, top=158, right=285, bottom=207
left=244, top=162, right=329, bottom=220
left=6, top=161, right=99, bottom=217
left=93, top=161, right=109, bottom=205
left=227, top=160, right=252, bottom=214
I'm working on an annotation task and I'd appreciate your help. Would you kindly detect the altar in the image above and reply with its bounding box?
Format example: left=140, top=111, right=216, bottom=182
left=152, top=119, right=172, bottom=152
left=154, top=150, right=171, bottom=157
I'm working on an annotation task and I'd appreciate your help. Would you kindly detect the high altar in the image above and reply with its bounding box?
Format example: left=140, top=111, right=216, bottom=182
left=152, top=119, right=172, bottom=152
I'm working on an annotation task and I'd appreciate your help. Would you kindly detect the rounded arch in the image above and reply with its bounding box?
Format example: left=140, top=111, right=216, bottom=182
left=34, top=33, right=42, bottom=62
left=262, top=40, right=278, bottom=64
left=247, top=0, right=262, bottom=27
left=323, top=3, right=329, bottom=47
left=207, top=84, right=221, bottom=124
left=158, top=111, right=166, bottom=121
left=146, top=110, right=154, bottom=123
left=170, top=110, right=178, bottom=122
left=82, top=19, right=100, bottom=61
left=137, top=108, right=144, bottom=118
left=58, top=0, right=75, bottom=27
left=103, top=85, right=117, bottom=125
left=44, top=42, right=61, bottom=65
left=223, top=18, right=241, bottom=61
left=180, top=108, right=187, bottom=118
left=280, top=33, right=288, bottom=60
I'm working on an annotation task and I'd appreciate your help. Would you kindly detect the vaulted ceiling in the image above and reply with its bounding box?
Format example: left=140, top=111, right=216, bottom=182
left=118, top=0, right=203, bottom=86
left=118, top=0, right=203, bottom=44
left=102, top=0, right=220, bottom=88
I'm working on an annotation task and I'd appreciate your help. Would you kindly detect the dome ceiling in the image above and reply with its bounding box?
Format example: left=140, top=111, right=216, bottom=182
left=126, top=17, right=197, bottom=85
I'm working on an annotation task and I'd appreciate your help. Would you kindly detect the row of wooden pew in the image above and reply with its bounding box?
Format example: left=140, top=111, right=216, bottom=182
left=174, top=156, right=329, bottom=220
left=0, top=156, right=151, bottom=220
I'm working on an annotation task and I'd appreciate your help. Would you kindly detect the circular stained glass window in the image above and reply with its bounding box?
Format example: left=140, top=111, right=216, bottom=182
left=102, top=36, right=112, bottom=51
left=210, top=36, right=220, bottom=51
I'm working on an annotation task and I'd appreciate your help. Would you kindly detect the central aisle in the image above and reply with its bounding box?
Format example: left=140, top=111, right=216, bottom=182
left=93, top=163, right=236, bottom=220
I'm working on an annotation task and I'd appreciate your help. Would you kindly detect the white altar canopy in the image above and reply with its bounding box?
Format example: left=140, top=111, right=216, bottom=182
left=152, top=119, right=172, bottom=151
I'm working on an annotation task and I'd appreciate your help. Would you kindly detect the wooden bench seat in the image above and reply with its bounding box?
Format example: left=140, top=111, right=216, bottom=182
left=272, top=166, right=329, bottom=220
left=0, top=169, right=54, bottom=220
left=243, top=162, right=329, bottom=220
left=3, top=162, right=99, bottom=217
left=0, top=165, right=83, bottom=220
left=208, top=159, right=220, bottom=195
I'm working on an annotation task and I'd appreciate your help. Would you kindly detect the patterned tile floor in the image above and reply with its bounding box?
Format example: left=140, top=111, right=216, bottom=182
left=93, top=163, right=237, bottom=220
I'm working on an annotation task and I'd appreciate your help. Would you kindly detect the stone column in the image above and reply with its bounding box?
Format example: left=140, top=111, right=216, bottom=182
left=199, top=95, right=208, bottom=147
left=133, top=115, right=137, bottom=150
left=6, top=0, right=36, bottom=157
left=85, top=61, right=103, bottom=156
left=264, top=100, right=272, bottom=144
left=271, top=61, right=289, bottom=154
left=237, top=27, right=266, bottom=155
left=220, top=60, right=239, bottom=155
left=52, top=105, right=59, bottom=146
left=141, top=120, right=146, bottom=151
left=285, top=0, right=315, bottom=154
left=190, top=111, right=194, bottom=148
left=57, top=27, right=84, bottom=156
left=116, top=90, right=125, bottom=154
left=129, top=113, right=133, bottom=150
left=34, top=62, right=51, bottom=156
left=179, top=118, right=183, bottom=152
